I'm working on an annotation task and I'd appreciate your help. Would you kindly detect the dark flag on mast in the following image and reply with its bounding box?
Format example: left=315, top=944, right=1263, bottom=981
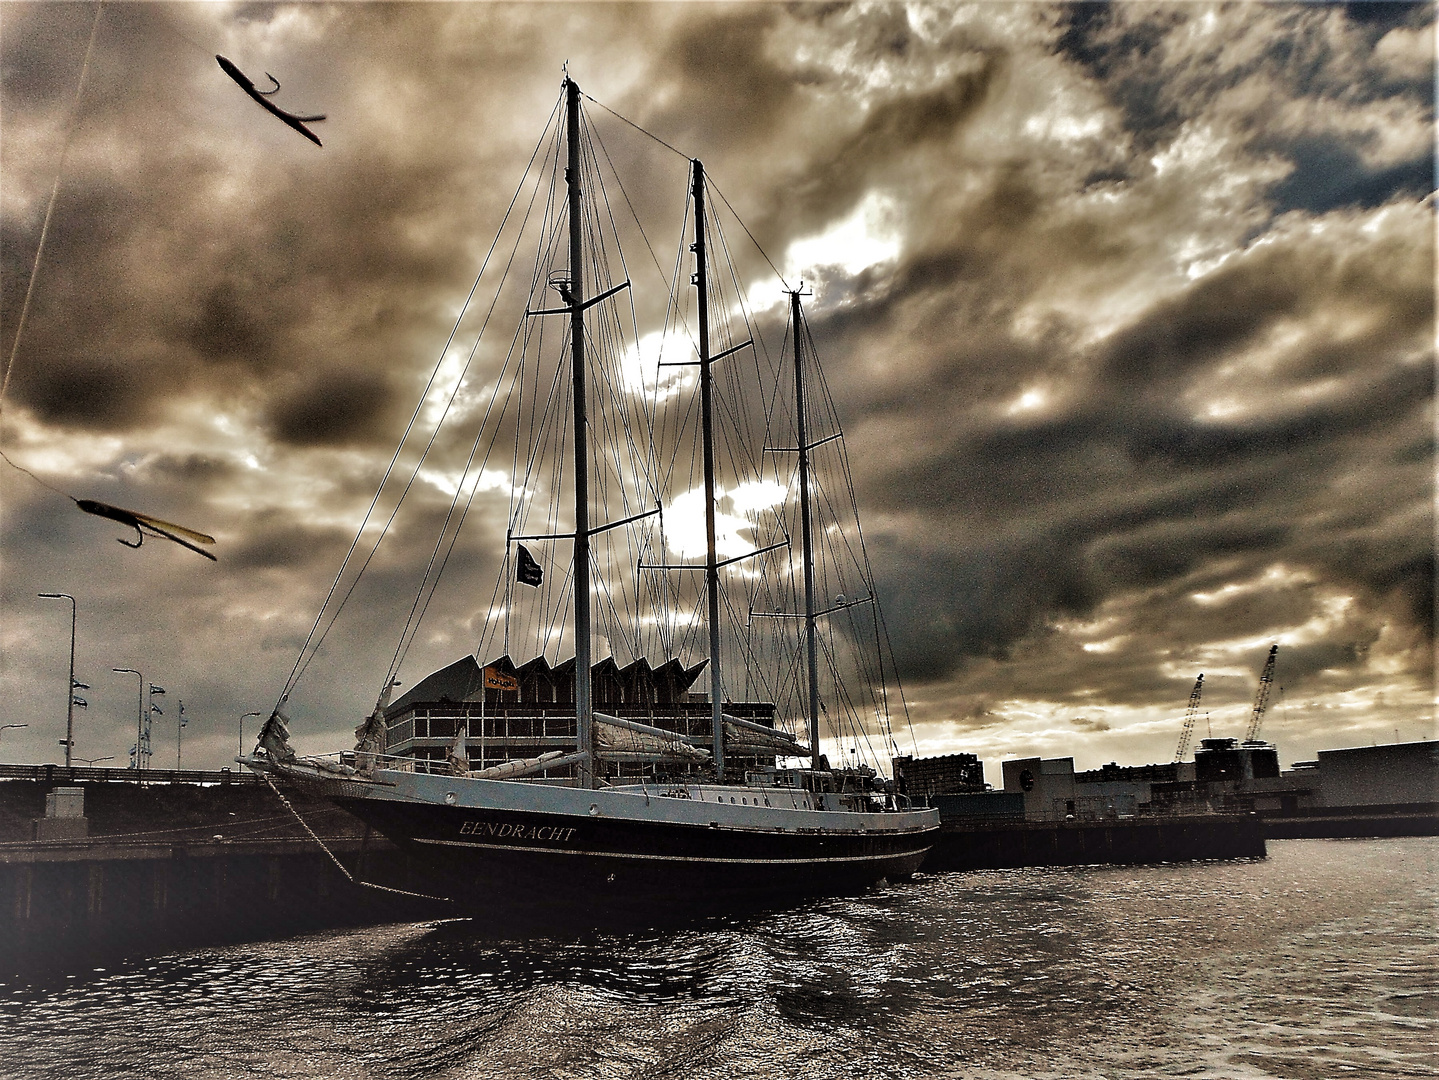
left=516, top=544, right=543, bottom=587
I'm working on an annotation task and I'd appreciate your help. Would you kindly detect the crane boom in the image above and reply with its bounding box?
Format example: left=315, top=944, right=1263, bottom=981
left=1243, top=644, right=1279, bottom=742
left=1173, top=673, right=1205, bottom=762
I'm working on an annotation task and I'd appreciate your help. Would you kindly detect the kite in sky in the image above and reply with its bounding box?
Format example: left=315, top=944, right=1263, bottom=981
left=74, top=499, right=218, bottom=560
left=0, top=450, right=219, bottom=561
left=216, top=54, right=325, bottom=146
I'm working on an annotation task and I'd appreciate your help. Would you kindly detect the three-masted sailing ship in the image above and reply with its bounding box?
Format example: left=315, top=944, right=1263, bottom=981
left=243, top=79, right=938, bottom=922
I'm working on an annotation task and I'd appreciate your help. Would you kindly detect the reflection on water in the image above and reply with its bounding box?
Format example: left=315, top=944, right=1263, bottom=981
left=2, top=838, right=1434, bottom=1080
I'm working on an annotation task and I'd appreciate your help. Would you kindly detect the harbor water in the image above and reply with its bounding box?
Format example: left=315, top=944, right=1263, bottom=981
left=2, top=837, right=1434, bottom=1080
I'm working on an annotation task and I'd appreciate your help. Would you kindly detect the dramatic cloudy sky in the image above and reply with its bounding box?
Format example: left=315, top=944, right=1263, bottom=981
left=0, top=2, right=1432, bottom=780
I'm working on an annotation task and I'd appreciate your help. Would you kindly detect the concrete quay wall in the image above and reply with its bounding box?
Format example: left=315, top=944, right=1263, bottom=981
left=0, top=772, right=448, bottom=962
left=924, top=814, right=1266, bottom=872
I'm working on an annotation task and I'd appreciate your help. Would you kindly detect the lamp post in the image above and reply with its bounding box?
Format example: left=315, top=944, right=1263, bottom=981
left=75, top=755, right=114, bottom=767
left=239, top=710, right=261, bottom=757
left=176, top=700, right=186, bottom=770
left=38, top=593, right=77, bottom=767
left=147, top=685, right=165, bottom=770
left=113, top=668, right=142, bottom=770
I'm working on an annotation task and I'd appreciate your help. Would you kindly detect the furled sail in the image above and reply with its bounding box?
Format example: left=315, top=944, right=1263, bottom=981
left=446, top=724, right=470, bottom=776
left=593, top=713, right=712, bottom=763
left=722, top=715, right=811, bottom=757
left=468, top=750, right=586, bottom=780
left=352, top=709, right=387, bottom=773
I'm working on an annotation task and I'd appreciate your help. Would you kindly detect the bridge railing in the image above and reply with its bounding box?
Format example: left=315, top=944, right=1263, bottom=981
left=0, top=763, right=264, bottom=785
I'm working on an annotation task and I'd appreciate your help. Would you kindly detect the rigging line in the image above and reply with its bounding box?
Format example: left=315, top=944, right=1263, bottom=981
left=505, top=129, right=560, bottom=560
left=282, top=97, right=563, bottom=704
left=589, top=124, right=667, bottom=512
left=707, top=178, right=792, bottom=295
left=410, top=330, right=530, bottom=657
left=391, top=325, right=526, bottom=679
left=298, top=169, right=558, bottom=700
left=514, top=312, right=570, bottom=531
left=390, top=126, right=565, bottom=680
left=812, top=363, right=914, bottom=754
left=656, top=199, right=699, bottom=503
left=0, top=0, right=106, bottom=423
left=587, top=118, right=685, bottom=380
left=512, top=162, right=571, bottom=530
left=712, top=209, right=784, bottom=457
left=792, top=307, right=904, bottom=752
left=419, top=126, right=571, bottom=670
left=721, top=587, right=783, bottom=713
left=580, top=91, right=690, bottom=162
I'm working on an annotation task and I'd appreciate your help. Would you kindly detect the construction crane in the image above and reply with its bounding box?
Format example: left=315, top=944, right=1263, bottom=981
left=1243, top=644, right=1280, bottom=742
left=1173, top=673, right=1205, bottom=762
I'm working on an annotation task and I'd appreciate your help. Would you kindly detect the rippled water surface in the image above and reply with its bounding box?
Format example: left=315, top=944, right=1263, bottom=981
left=3, top=838, right=1434, bottom=1079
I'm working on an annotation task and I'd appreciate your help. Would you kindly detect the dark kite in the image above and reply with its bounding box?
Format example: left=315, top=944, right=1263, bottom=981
left=217, top=54, right=325, bottom=147
left=75, top=499, right=218, bottom=561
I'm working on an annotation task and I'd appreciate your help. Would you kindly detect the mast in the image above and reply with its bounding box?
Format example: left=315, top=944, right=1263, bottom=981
left=692, top=159, right=725, bottom=779
left=566, top=78, right=594, bottom=788
left=790, top=291, right=821, bottom=762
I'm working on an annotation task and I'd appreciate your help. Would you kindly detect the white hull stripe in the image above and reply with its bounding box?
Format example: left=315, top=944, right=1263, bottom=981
left=414, top=836, right=930, bottom=864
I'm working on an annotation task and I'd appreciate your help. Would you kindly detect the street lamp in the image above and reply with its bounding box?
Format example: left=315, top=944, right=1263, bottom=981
left=0, top=723, right=28, bottom=764
left=38, top=593, right=77, bottom=767
left=113, top=668, right=143, bottom=770
left=239, top=710, right=262, bottom=757
left=147, top=685, right=165, bottom=770
left=74, top=755, right=114, bottom=767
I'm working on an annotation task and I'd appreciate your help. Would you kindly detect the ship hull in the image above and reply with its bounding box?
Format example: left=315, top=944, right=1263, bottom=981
left=305, top=768, right=938, bottom=924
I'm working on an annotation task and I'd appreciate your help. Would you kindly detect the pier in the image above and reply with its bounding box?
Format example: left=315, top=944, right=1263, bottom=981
left=0, top=766, right=447, bottom=963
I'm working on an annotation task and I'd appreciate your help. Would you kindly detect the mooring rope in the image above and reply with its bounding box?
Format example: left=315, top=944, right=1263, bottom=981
left=260, top=774, right=452, bottom=904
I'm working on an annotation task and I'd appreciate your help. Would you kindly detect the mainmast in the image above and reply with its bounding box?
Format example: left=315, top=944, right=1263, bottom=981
left=790, top=292, right=821, bottom=761
left=566, top=78, right=595, bottom=789
left=691, top=159, right=725, bottom=779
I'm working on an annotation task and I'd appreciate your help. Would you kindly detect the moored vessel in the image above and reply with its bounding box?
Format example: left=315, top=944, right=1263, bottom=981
left=244, top=76, right=938, bottom=921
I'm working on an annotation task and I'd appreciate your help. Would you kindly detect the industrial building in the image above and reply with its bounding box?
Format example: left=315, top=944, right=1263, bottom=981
left=891, top=752, right=985, bottom=799
left=991, top=738, right=1436, bottom=836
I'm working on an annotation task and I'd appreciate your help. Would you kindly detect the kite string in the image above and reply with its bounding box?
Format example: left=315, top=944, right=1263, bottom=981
left=0, top=0, right=106, bottom=422
left=0, top=448, right=75, bottom=501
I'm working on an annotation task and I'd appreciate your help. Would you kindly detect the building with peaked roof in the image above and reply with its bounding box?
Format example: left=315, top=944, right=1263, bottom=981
left=382, top=654, right=782, bottom=779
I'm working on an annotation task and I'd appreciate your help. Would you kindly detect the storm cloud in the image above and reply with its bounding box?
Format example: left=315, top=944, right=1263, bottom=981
left=1, top=2, right=1431, bottom=779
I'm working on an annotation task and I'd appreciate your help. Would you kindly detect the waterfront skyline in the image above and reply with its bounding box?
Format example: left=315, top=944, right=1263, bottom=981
left=1, top=3, right=1433, bottom=778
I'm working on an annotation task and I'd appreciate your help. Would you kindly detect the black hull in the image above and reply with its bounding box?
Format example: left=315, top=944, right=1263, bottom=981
left=332, top=794, right=933, bottom=924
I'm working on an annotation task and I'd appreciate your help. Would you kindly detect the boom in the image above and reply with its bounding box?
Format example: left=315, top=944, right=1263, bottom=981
left=1173, top=673, right=1204, bottom=762
left=1243, top=644, right=1279, bottom=742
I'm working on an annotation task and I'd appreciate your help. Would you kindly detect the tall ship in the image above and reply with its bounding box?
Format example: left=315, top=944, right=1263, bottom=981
left=244, top=78, right=938, bottom=922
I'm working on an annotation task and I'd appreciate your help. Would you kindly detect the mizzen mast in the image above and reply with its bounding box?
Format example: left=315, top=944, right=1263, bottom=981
left=790, top=291, right=821, bottom=760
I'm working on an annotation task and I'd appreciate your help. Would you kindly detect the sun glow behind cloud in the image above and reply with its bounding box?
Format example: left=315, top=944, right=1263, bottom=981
left=663, top=480, right=786, bottom=562
left=780, top=192, right=901, bottom=298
